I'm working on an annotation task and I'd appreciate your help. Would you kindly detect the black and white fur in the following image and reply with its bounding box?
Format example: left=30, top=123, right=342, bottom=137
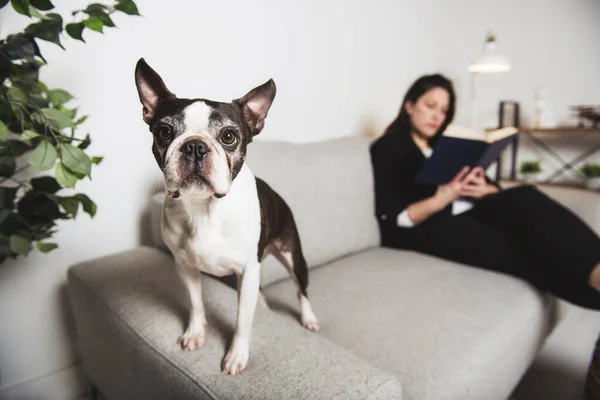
left=134, top=59, right=319, bottom=375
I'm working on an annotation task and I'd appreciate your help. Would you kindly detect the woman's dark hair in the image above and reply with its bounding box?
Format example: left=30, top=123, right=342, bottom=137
left=387, top=73, right=456, bottom=146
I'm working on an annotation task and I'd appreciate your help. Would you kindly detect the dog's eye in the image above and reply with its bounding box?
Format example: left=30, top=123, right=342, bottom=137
left=157, top=127, right=172, bottom=142
left=220, top=129, right=237, bottom=145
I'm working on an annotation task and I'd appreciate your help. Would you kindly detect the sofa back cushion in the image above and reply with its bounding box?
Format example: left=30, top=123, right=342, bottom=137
left=246, top=136, right=380, bottom=286
left=149, top=136, right=380, bottom=287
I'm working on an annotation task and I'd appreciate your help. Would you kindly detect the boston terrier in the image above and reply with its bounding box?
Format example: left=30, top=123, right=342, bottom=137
left=134, top=59, right=319, bottom=375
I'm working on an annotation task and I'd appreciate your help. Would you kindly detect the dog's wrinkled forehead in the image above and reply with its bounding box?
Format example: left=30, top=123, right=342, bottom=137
left=152, top=99, right=246, bottom=139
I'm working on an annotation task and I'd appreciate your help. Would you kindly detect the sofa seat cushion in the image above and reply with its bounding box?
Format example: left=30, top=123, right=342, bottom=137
left=263, top=247, right=555, bottom=400
left=68, top=247, right=403, bottom=400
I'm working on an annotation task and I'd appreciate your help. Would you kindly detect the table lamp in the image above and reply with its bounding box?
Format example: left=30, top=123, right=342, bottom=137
left=468, top=32, right=511, bottom=132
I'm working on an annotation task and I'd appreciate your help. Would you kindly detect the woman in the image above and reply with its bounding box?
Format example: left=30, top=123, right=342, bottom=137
left=369, top=73, right=600, bottom=398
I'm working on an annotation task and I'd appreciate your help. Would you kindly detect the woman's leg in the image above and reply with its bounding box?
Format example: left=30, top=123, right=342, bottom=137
left=465, top=185, right=600, bottom=309
left=404, top=212, right=529, bottom=279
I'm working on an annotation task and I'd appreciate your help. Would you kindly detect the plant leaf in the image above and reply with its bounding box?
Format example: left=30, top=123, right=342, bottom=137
left=3, top=34, right=37, bottom=62
left=0, top=187, right=18, bottom=208
left=24, top=13, right=64, bottom=48
left=63, top=107, right=77, bottom=119
left=0, top=53, right=11, bottom=84
left=30, top=94, right=48, bottom=108
left=28, top=5, right=44, bottom=19
left=58, top=196, right=79, bottom=216
left=59, top=144, right=91, bottom=177
left=91, top=156, right=103, bottom=165
left=55, top=163, right=77, bottom=188
left=0, top=156, right=16, bottom=177
left=0, top=210, right=27, bottom=237
left=29, top=140, right=58, bottom=171
left=83, top=16, right=103, bottom=33
left=74, top=115, right=88, bottom=125
left=37, top=81, right=49, bottom=93
left=74, top=193, right=96, bottom=217
left=85, top=3, right=108, bottom=13
left=7, top=86, right=27, bottom=102
left=36, top=241, right=57, bottom=253
left=17, top=190, right=61, bottom=224
left=0, top=121, right=8, bottom=141
left=48, top=89, right=73, bottom=106
left=0, top=140, right=31, bottom=157
left=41, top=108, right=75, bottom=129
left=31, top=176, right=61, bottom=193
left=0, top=235, right=10, bottom=258
left=115, top=0, right=140, bottom=16
left=20, top=129, right=40, bottom=142
left=65, top=22, right=85, bottom=42
left=30, top=0, right=54, bottom=11
left=10, top=234, right=31, bottom=255
left=78, top=134, right=91, bottom=149
left=10, top=0, right=30, bottom=16
left=97, top=12, right=115, bottom=27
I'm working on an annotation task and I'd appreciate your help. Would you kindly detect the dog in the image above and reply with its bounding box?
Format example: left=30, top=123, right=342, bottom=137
left=134, top=58, right=319, bottom=375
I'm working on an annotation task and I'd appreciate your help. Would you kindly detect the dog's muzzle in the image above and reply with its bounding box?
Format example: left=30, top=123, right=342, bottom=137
left=181, top=139, right=210, bottom=162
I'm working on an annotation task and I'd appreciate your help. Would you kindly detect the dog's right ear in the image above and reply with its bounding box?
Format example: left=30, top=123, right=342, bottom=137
left=134, top=58, right=175, bottom=124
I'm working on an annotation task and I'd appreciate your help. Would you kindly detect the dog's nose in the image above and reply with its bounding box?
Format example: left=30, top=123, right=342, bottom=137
left=181, top=140, right=209, bottom=159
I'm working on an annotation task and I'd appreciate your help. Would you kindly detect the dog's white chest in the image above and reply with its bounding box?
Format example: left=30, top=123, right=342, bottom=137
left=162, top=165, right=261, bottom=276
left=186, top=213, right=248, bottom=276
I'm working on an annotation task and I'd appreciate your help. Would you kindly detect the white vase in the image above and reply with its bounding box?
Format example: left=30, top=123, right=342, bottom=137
left=521, top=172, right=539, bottom=184
left=586, top=177, right=600, bottom=190
left=533, top=88, right=556, bottom=129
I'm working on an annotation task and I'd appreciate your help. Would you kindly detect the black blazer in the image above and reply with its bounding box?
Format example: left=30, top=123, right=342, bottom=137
left=369, top=121, right=500, bottom=248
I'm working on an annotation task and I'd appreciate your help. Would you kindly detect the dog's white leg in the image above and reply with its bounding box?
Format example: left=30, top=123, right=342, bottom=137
left=298, top=292, right=319, bottom=332
left=176, top=261, right=207, bottom=351
left=222, top=260, right=260, bottom=375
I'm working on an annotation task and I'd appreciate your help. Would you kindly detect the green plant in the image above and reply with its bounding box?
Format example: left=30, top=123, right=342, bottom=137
left=519, top=160, right=542, bottom=174
left=0, top=0, right=139, bottom=263
left=581, top=163, right=600, bottom=178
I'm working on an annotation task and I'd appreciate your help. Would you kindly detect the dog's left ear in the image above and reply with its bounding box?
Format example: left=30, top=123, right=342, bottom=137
left=234, top=79, right=276, bottom=137
left=135, top=58, right=175, bottom=124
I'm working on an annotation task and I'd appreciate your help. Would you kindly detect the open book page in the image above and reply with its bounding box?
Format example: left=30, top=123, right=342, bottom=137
left=443, top=125, right=517, bottom=143
left=486, top=126, right=518, bottom=142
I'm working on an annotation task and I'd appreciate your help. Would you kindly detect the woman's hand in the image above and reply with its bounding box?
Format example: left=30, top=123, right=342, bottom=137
left=459, top=166, right=498, bottom=198
left=435, top=166, right=470, bottom=207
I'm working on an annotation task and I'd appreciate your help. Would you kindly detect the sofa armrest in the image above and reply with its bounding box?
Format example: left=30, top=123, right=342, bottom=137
left=68, top=247, right=402, bottom=400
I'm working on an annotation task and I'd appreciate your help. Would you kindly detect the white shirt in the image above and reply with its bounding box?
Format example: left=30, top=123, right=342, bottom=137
left=396, top=147, right=474, bottom=228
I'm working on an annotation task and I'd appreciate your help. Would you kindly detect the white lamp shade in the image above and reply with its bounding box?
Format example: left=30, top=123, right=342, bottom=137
left=468, top=36, right=511, bottom=73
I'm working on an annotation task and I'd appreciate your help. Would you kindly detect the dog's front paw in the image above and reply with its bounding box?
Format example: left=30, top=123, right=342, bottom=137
left=177, top=328, right=205, bottom=351
left=300, top=296, right=320, bottom=332
left=222, top=339, right=249, bottom=375
left=302, top=315, right=320, bottom=332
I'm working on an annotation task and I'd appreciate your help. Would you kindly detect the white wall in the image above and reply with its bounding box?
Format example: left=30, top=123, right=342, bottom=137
left=1, top=0, right=599, bottom=398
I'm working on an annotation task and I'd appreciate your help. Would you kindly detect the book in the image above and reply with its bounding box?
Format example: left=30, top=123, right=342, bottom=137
left=415, top=125, right=518, bottom=185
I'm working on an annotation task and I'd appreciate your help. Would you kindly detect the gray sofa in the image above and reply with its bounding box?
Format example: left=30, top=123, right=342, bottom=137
left=69, top=136, right=591, bottom=400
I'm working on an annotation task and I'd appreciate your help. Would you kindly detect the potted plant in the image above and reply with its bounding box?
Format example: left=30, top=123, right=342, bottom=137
left=580, top=163, right=600, bottom=190
left=519, top=160, right=542, bottom=183
left=0, top=0, right=139, bottom=264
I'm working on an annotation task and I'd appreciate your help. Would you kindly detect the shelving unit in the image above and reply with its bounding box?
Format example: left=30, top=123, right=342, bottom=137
left=487, top=126, right=600, bottom=189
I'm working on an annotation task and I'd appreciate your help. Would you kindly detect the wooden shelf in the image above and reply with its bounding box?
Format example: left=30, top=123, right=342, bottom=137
left=486, top=127, right=600, bottom=134
left=501, top=179, right=600, bottom=193
left=521, top=127, right=600, bottom=134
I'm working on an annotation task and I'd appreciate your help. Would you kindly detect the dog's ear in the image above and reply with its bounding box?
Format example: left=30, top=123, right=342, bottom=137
left=134, top=58, right=175, bottom=124
left=234, top=79, right=276, bottom=137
